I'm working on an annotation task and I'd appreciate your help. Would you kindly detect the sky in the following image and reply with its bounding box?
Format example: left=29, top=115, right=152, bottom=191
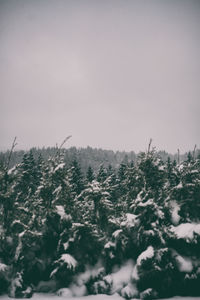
left=0, top=0, right=199, bottom=153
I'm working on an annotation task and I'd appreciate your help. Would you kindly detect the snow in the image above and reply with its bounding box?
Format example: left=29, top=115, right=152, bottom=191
left=112, top=229, right=123, bottom=239
left=143, top=229, right=155, bottom=236
left=137, top=198, right=154, bottom=207
left=136, top=246, right=154, bottom=265
left=15, top=235, right=23, bottom=261
left=121, top=213, right=138, bottom=228
left=55, top=205, right=66, bottom=219
left=178, top=164, right=184, bottom=171
left=135, top=190, right=143, bottom=202
left=0, top=294, right=199, bottom=300
left=58, top=253, right=77, bottom=269
left=131, top=246, right=155, bottom=282
left=158, top=165, right=165, bottom=171
left=160, top=298, right=200, bottom=300
left=104, top=241, right=115, bottom=249
left=170, top=201, right=181, bottom=225
left=73, top=261, right=104, bottom=287
left=55, top=205, right=70, bottom=221
left=175, top=255, right=193, bottom=273
left=0, top=294, right=124, bottom=300
left=0, top=225, right=4, bottom=236
left=68, top=284, right=87, bottom=297
left=156, top=208, right=164, bottom=219
left=89, top=180, right=101, bottom=192
left=9, top=272, right=23, bottom=298
left=103, top=260, right=134, bottom=294
left=12, top=219, right=28, bottom=229
left=120, top=283, right=138, bottom=299
left=171, top=223, right=200, bottom=241
left=54, top=163, right=65, bottom=172
left=50, top=268, right=59, bottom=279
left=8, top=166, right=16, bottom=175
left=56, top=288, right=73, bottom=297
left=176, top=182, right=183, bottom=189
left=51, top=254, right=77, bottom=277
left=0, top=263, right=7, bottom=272
left=53, top=185, right=62, bottom=194
left=132, top=265, right=139, bottom=281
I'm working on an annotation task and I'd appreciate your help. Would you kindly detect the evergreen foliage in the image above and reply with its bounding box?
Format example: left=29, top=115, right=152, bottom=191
left=0, top=146, right=200, bottom=298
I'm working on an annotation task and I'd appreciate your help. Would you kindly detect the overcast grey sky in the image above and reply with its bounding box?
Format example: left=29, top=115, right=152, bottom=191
left=0, top=0, right=199, bottom=153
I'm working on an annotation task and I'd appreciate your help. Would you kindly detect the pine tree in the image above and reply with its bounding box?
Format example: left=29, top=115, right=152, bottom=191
left=68, top=160, right=84, bottom=196
left=97, top=165, right=107, bottom=183
left=171, top=156, right=200, bottom=222
left=86, top=166, right=95, bottom=183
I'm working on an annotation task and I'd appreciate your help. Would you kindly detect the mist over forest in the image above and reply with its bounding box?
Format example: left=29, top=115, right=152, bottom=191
left=1, top=145, right=199, bottom=174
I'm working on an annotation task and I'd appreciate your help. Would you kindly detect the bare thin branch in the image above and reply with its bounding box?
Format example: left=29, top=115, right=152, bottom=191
left=54, top=135, right=72, bottom=158
left=177, top=148, right=180, bottom=164
left=147, top=138, right=152, bottom=154
left=193, top=144, right=197, bottom=159
left=58, top=135, right=72, bottom=150
left=6, top=137, right=17, bottom=170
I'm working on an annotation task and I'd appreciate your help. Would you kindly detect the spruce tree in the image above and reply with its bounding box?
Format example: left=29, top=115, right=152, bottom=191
left=86, top=166, right=95, bottom=183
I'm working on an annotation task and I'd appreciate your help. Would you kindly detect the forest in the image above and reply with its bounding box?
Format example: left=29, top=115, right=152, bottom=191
left=0, top=144, right=200, bottom=299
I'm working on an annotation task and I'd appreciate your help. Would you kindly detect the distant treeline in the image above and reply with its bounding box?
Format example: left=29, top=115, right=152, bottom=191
left=0, top=146, right=199, bottom=174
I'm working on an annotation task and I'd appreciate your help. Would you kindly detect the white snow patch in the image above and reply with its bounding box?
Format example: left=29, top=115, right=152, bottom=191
left=104, top=241, right=115, bottom=249
left=121, top=213, right=138, bottom=228
left=63, top=242, right=69, bottom=251
left=59, top=254, right=77, bottom=270
left=137, top=246, right=154, bottom=266
left=0, top=225, right=4, bottom=236
left=73, top=261, right=104, bottom=287
left=55, top=206, right=70, bottom=221
left=178, top=164, right=184, bottom=171
left=56, top=205, right=66, bottom=219
left=120, top=283, right=138, bottom=298
left=137, top=198, right=154, bottom=207
left=0, top=293, right=124, bottom=300
left=156, top=208, right=165, bottom=219
left=56, top=288, right=73, bottom=297
left=159, top=298, right=200, bottom=300
left=175, top=255, right=193, bottom=273
left=51, top=254, right=77, bottom=277
left=0, top=293, right=199, bottom=300
left=158, top=165, right=165, bottom=171
left=54, top=163, right=65, bottom=172
left=8, top=166, right=16, bottom=175
left=132, top=265, right=139, bottom=281
left=112, top=229, right=123, bottom=239
left=50, top=268, right=59, bottom=279
left=104, top=260, right=134, bottom=294
left=69, top=283, right=87, bottom=297
left=131, top=246, right=154, bottom=282
left=171, top=223, right=200, bottom=241
left=143, top=229, right=155, bottom=236
left=176, top=182, right=183, bottom=189
left=170, top=201, right=181, bottom=225
left=0, top=263, right=7, bottom=272
left=9, top=272, right=23, bottom=298
left=53, top=186, right=62, bottom=194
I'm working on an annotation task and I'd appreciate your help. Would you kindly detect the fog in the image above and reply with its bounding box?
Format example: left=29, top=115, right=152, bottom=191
left=0, top=0, right=199, bottom=152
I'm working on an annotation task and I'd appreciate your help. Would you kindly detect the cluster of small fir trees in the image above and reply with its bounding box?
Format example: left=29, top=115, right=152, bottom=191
left=0, top=146, right=200, bottom=298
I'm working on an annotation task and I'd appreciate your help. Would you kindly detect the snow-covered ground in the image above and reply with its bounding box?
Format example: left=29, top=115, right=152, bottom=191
left=0, top=294, right=200, bottom=300
left=0, top=294, right=122, bottom=300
